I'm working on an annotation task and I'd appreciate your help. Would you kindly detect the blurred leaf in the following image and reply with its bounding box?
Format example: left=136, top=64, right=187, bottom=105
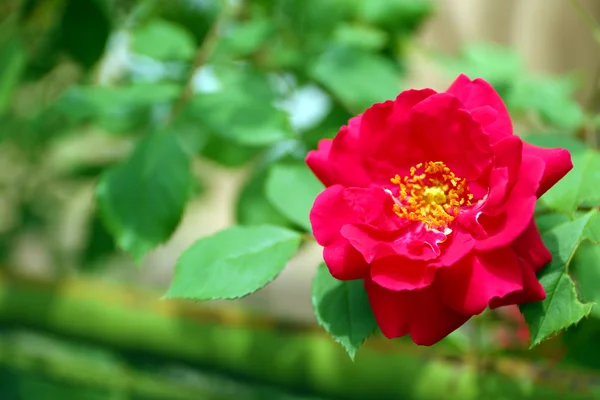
left=310, top=45, right=401, bottom=112
left=301, top=104, right=352, bottom=149
left=333, top=23, right=388, bottom=51
left=312, top=263, right=377, bottom=359
left=216, top=18, right=275, bottom=58
left=166, top=225, right=301, bottom=300
left=0, top=35, right=27, bottom=114
left=236, top=170, right=294, bottom=228
left=56, top=83, right=180, bottom=133
left=96, top=130, right=192, bottom=262
left=441, top=44, right=522, bottom=94
left=521, top=210, right=596, bottom=347
left=536, top=146, right=600, bottom=214
left=81, top=210, right=117, bottom=268
left=190, top=65, right=292, bottom=146
left=60, top=0, right=111, bottom=68
left=265, top=162, right=324, bottom=231
left=132, top=19, right=196, bottom=61
left=507, top=75, right=585, bottom=131
left=358, top=0, right=433, bottom=32
left=200, top=134, right=262, bottom=167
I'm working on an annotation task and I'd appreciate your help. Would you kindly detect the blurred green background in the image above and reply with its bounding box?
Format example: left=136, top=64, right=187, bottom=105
left=1, top=0, right=600, bottom=399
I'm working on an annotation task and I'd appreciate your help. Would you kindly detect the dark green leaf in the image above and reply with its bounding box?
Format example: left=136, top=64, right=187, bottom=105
left=312, top=263, right=377, bottom=359
left=132, top=19, right=196, bottom=61
left=310, top=45, right=401, bottom=112
left=60, top=0, right=111, bottom=68
left=521, top=210, right=596, bottom=346
left=190, top=65, right=292, bottom=146
left=265, top=163, right=324, bottom=231
left=96, top=130, right=192, bottom=262
left=0, top=35, right=27, bottom=114
left=165, top=225, right=301, bottom=300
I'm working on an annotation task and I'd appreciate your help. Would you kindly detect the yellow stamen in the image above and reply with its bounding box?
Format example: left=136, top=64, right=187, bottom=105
left=388, top=161, right=472, bottom=230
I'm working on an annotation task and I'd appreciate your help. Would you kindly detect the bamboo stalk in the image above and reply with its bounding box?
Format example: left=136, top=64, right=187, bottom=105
left=0, top=271, right=597, bottom=400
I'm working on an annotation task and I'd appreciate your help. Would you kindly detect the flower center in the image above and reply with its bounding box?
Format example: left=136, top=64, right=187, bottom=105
left=386, top=161, right=473, bottom=230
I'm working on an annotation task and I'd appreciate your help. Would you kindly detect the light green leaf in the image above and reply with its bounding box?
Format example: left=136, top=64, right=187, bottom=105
left=216, top=18, right=275, bottom=57
left=265, top=163, right=324, bottom=231
left=572, top=242, right=600, bottom=318
left=333, top=23, right=388, bottom=51
left=310, top=45, right=401, bottom=112
left=312, top=263, right=377, bottom=359
left=507, top=75, right=584, bottom=131
left=96, top=130, right=192, bottom=262
left=521, top=210, right=596, bottom=346
left=132, top=20, right=196, bottom=61
left=537, top=146, right=600, bottom=214
left=165, top=225, right=301, bottom=300
left=440, top=43, right=522, bottom=91
left=189, top=65, right=292, bottom=146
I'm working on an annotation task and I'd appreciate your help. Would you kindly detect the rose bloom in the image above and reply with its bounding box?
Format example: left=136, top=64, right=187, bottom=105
left=307, top=74, right=572, bottom=346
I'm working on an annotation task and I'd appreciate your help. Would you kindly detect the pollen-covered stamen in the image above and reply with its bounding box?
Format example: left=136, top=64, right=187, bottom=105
left=387, top=161, right=473, bottom=230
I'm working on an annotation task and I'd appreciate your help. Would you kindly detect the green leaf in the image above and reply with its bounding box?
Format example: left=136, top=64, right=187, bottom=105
left=537, top=146, right=600, bottom=214
left=359, top=0, right=432, bottom=32
left=189, top=65, right=292, bottom=146
left=165, top=225, right=301, bottom=300
left=312, top=263, right=377, bottom=359
left=507, top=75, right=585, bottom=131
left=132, top=19, right=196, bottom=61
left=60, top=0, right=111, bottom=68
left=96, top=130, right=192, bottom=262
left=56, top=83, right=181, bottom=133
left=236, top=170, right=294, bottom=228
left=310, top=45, right=401, bottom=112
left=521, top=210, right=596, bottom=347
left=265, top=163, right=324, bottom=231
left=333, top=23, right=388, bottom=51
left=0, top=35, right=26, bottom=114
left=572, top=241, right=600, bottom=318
left=440, top=44, right=522, bottom=93
left=216, top=18, right=275, bottom=58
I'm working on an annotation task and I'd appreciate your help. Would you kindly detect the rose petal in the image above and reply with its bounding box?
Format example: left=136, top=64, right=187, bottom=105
left=446, top=74, right=513, bottom=143
left=434, top=230, right=475, bottom=267
left=371, top=256, right=436, bottom=291
left=408, top=286, right=470, bottom=346
left=306, top=139, right=335, bottom=187
left=364, top=277, right=411, bottom=339
left=489, top=258, right=546, bottom=308
left=409, top=93, right=492, bottom=181
left=323, top=240, right=369, bottom=280
left=475, top=154, right=545, bottom=250
left=365, top=279, right=470, bottom=345
left=522, top=142, right=573, bottom=197
left=341, top=223, right=442, bottom=263
left=310, top=185, right=354, bottom=246
left=511, top=219, right=552, bottom=272
left=436, top=248, right=524, bottom=315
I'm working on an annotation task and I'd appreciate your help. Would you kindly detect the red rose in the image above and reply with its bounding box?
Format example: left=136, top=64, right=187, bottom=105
left=306, top=74, right=573, bottom=346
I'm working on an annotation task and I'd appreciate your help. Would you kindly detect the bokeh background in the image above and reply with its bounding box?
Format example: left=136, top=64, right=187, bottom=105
left=1, top=0, right=600, bottom=399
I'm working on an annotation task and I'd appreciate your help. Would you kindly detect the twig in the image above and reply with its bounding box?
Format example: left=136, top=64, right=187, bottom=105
left=169, top=1, right=234, bottom=121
